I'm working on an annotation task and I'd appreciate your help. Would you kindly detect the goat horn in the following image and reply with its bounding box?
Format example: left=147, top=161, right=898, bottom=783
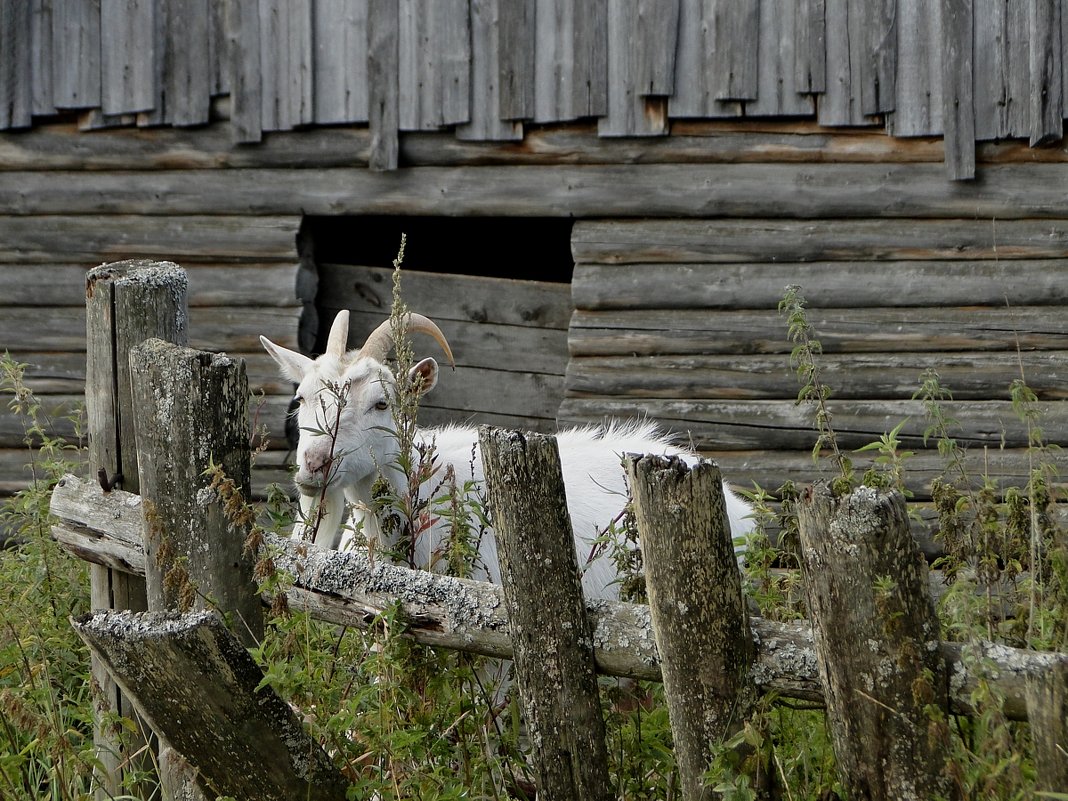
left=360, top=312, right=455, bottom=367
left=325, top=310, right=350, bottom=358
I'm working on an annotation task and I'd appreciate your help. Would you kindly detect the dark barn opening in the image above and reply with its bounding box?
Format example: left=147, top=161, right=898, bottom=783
left=299, top=216, right=576, bottom=432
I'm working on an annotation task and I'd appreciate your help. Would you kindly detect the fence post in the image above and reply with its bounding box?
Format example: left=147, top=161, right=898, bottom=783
left=478, top=427, right=614, bottom=801
left=129, top=337, right=264, bottom=798
left=797, top=482, right=957, bottom=801
left=626, top=455, right=760, bottom=801
left=1026, top=661, right=1068, bottom=792
left=84, top=259, right=187, bottom=797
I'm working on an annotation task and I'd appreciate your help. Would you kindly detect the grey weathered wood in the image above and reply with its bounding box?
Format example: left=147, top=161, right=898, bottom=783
left=165, top=0, right=211, bottom=126
left=710, top=0, right=759, bottom=101
left=795, top=0, right=826, bottom=93
left=368, top=0, right=399, bottom=169
left=747, top=0, right=814, bottom=117
left=0, top=0, right=33, bottom=129
left=891, top=0, right=943, bottom=136
left=565, top=351, right=1068, bottom=401
left=557, top=397, right=1068, bottom=451
left=973, top=0, right=1028, bottom=141
left=498, top=0, right=535, bottom=119
left=571, top=260, right=1068, bottom=309
left=860, top=0, right=896, bottom=115
left=49, top=472, right=1068, bottom=721
left=797, top=483, right=955, bottom=801
left=458, top=0, right=524, bottom=140
left=129, top=338, right=263, bottom=643
left=627, top=456, right=757, bottom=801
left=13, top=162, right=1068, bottom=218
left=670, top=0, right=741, bottom=117
left=0, top=214, right=300, bottom=263
left=398, top=0, right=470, bottom=130
left=30, top=0, right=56, bottom=116
left=598, top=0, right=668, bottom=136
left=818, top=0, right=868, bottom=125
left=100, top=0, right=155, bottom=115
left=261, top=0, right=313, bottom=131
left=51, top=0, right=101, bottom=109
left=944, top=0, right=978, bottom=180
left=635, top=0, right=679, bottom=95
left=1026, top=660, right=1068, bottom=793
left=73, top=610, right=349, bottom=801
left=534, top=0, right=608, bottom=122
left=226, top=0, right=263, bottom=142
left=478, top=428, right=613, bottom=801
left=312, top=0, right=369, bottom=124
left=207, top=0, right=229, bottom=95
left=84, top=260, right=187, bottom=798
left=1028, top=0, right=1064, bottom=146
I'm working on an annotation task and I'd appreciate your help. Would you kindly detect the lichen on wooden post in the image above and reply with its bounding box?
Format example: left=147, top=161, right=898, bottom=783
left=84, top=258, right=187, bottom=797
left=626, top=455, right=758, bottom=801
left=797, top=482, right=958, bottom=801
left=478, top=426, right=613, bottom=801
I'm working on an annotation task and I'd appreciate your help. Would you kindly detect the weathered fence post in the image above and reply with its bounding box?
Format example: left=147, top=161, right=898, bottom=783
left=1026, top=660, right=1068, bottom=792
left=797, top=482, right=958, bottom=801
left=84, top=259, right=187, bottom=796
left=626, top=455, right=760, bottom=801
left=478, top=427, right=614, bottom=801
left=129, top=338, right=265, bottom=798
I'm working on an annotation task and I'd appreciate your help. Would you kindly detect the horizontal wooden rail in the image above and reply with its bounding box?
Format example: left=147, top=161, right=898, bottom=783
left=50, top=473, right=1068, bottom=722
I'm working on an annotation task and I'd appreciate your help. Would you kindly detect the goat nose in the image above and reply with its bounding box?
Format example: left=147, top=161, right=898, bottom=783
left=304, top=450, right=331, bottom=476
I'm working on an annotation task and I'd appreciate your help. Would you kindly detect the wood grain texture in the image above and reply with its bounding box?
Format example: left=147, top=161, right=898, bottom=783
left=51, top=0, right=101, bottom=109
left=368, top=0, right=399, bottom=169
left=99, top=0, right=155, bottom=115
left=312, top=0, right=369, bottom=125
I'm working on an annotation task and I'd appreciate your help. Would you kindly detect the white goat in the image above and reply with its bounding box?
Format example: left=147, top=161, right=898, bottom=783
left=260, top=311, right=753, bottom=600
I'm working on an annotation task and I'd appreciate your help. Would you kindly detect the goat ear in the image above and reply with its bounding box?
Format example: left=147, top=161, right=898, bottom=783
left=260, top=336, right=314, bottom=383
left=408, top=357, right=439, bottom=396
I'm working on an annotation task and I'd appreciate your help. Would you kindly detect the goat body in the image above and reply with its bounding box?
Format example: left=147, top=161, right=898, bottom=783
left=261, top=311, right=753, bottom=602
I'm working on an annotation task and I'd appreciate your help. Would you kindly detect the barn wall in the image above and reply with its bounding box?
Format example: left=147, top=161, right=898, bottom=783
left=1, top=119, right=1067, bottom=503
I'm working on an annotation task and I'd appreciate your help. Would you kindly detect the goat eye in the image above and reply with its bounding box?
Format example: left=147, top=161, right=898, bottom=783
left=373, top=400, right=389, bottom=412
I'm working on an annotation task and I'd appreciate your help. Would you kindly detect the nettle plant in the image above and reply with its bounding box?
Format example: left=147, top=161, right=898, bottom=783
left=734, top=285, right=1066, bottom=801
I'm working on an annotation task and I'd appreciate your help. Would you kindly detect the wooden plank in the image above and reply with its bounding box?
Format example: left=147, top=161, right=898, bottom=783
left=0, top=305, right=300, bottom=355
left=207, top=0, right=229, bottom=95
left=457, top=0, right=524, bottom=141
left=30, top=0, right=55, bottom=116
left=312, top=0, right=369, bottom=125
left=0, top=215, right=300, bottom=263
left=259, top=0, right=313, bottom=131
left=100, top=0, right=155, bottom=115
left=398, top=0, right=470, bottom=130
left=565, top=351, right=1068, bottom=401
left=710, top=0, right=759, bottom=101
left=534, top=0, right=608, bottom=122
left=747, top=0, right=815, bottom=117
left=973, top=0, right=1028, bottom=140
left=368, top=0, right=399, bottom=170
left=0, top=263, right=296, bottom=307
left=818, top=0, right=868, bottom=125
left=227, top=0, right=262, bottom=142
left=890, top=0, right=943, bottom=136
left=571, top=218, right=1068, bottom=264
left=0, top=0, right=33, bottom=128
left=567, top=306, right=1068, bottom=356
left=860, top=0, right=896, bottom=115
left=165, top=0, right=211, bottom=126
left=319, top=264, right=572, bottom=328
left=51, top=0, right=101, bottom=109
left=571, top=260, right=1068, bottom=308
left=12, top=162, right=1068, bottom=218
left=498, top=0, right=535, bottom=119
left=1029, top=0, right=1064, bottom=145
left=941, top=0, right=975, bottom=178
left=795, top=0, right=826, bottom=93
left=636, top=0, right=679, bottom=95
left=598, top=0, right=668, bottom=136
left=557, top=397, right=1068, bottom=451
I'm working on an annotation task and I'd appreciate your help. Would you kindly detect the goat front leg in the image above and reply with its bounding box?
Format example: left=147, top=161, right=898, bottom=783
left=293, top=488, right=346, bottom=550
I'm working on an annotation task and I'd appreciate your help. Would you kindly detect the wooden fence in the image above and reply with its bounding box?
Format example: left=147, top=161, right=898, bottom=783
left=51, top=262, right=1068, bottom=800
